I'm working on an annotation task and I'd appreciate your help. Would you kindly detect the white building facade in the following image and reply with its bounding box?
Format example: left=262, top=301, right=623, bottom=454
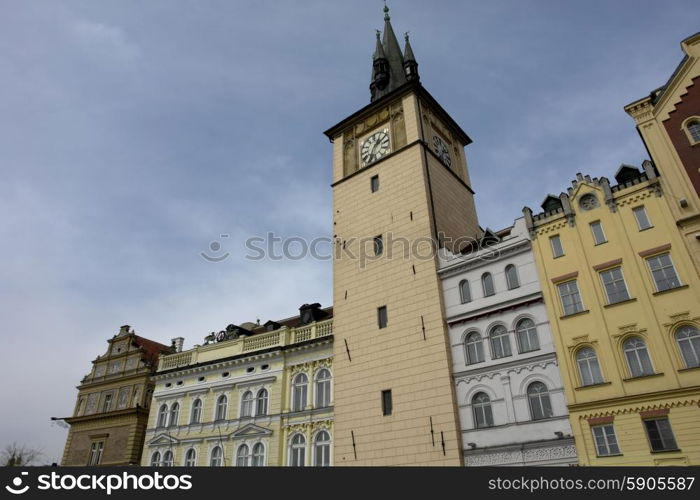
left=439, top=218, right=577, bottom=466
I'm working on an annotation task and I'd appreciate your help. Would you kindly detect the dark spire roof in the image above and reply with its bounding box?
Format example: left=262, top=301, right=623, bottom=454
left=370, top=3, right=411, bottom=102
left=403, top=32, right=416, bottom=63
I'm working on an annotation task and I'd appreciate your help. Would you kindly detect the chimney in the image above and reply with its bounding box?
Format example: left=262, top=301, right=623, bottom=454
left=171, top=337, right=184, bottom=353
left=118, top=325, right=131, bottom=336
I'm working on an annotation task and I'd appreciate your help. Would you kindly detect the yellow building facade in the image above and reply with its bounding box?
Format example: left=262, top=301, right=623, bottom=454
left=60, top=325, right=173, bottom=466
left=624, top=32, right=700, bottom=273
left=524, top=164, right=700, bottom=465
left=140, top=305, right=333, bottom=467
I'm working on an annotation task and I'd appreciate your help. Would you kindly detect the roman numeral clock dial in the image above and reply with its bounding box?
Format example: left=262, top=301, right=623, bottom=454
left=361, top=130, right=390, bottom=166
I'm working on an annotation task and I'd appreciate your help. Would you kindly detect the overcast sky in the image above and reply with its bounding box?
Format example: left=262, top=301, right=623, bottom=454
left=1, top=0, right=698, bottom=464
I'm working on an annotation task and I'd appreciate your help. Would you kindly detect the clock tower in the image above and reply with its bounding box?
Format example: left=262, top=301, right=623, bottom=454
left=324, top=6, right=480, bottom=465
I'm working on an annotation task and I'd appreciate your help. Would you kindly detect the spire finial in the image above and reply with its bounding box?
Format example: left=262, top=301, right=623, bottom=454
left=404, top=31, right=410, bottom=42
left=376, top=29, right=381, bottom=41
left=383, top=1, right=390, bottom=21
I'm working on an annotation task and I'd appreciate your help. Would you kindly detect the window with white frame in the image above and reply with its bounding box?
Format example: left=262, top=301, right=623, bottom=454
left=489, top=325, right=512, bottom=359
left=241, top=391, right=254, bottom=418
left=623, top=337, right=654, bottom=377
left=256, top=389, right=268, bottom=416
left=459, top=279, right=471, bottom=303
left=210, top=446, right=224, bottom=466
left=150, top=451, right=161, bottom=467
left=685, top=119, right=700, bottom=143
left=169, top=402, right=179, bottom=427
left=516, top=318, right=539, bottom=353
left=184, top=448, right=196, bottom=466
left=675, top=325, right=700, bottom=368
left=505, top=264, right=520, bottom=290
left=550, top=235, right=564, bottom=258
left=236, top=444, right=251, bottom=466
left=646, top=253, right=681, bottom=292
left=527, top=382, right=553, bottom=420
left=643, top=418, right=678, bottom=452
left=557, top=280, right=584, bottom=316
left=592, top=424, right=620, bottom=456
left=157, top=404, right=168, bottom=428
left=472, top=392, right=493, bottom=428
left=292, top=373, right=308, bottom=412
left=289, top=434, right=306, bottom=466
left=88, top=441, right=104, bottom=465
left=481, top=272, right=495, bottom=297
left=632, top=206, right=652, bottom=230
left=313, top=431, right=331, bottom=467
left=576, top=347, right=604, bottom=386
left=315, top=369, right=331, bottom=408
left=190, top=399, right=202, bottom=424
left=162, top=450, right=173, bottom=467
left=590, top=221, right=607, bottom=245
left=252, top=443, right=265, bottom=466
left=465, top=332, right=484, bottom=364
left=600, top=266, right=630, bottom=304
left=215, top=395, right=228, bottom=421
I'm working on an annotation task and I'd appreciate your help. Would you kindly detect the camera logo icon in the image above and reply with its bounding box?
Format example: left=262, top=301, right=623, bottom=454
left=5, top=472, right=29, bottom=495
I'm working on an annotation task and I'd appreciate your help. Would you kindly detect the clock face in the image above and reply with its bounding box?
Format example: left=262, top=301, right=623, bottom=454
left=361, top=130, right=390, bottom=166
left=433, top=135, right=452, bottom=168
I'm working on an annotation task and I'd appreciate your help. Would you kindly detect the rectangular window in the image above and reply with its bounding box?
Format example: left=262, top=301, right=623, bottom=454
left=102, top=394, right=112, bottom=413
left=600, top=267, right=630, bottom=304
left=550, top=235, right=564, bottom=258
left=381, top=389, right=392, bottom=416
left=373, top=235, right=383, bottom=256
left=633, top=206, right=652, bottom=230
left=646, top=253, right=681, bottom=292
left=557, top=280, right=584, bottom=316
left=88, top=441, right=104, bottom=465
left=592, top=425, right=620, bottom=456
left=377, top=306, right=388, bottom=329
left=590, top=221, right=607, bottom=245
left=370, top=175, right=379, bottom=193
left=643, top=418, right=678, bottom=452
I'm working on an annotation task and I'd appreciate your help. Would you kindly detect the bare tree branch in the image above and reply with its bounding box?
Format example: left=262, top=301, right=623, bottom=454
left=1, top=443, right=44, bottom=466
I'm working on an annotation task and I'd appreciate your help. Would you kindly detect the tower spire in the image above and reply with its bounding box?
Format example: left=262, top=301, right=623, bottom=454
left=403, top=32, right=419, bottom=81
left=369, top=2, right=410, bottom=102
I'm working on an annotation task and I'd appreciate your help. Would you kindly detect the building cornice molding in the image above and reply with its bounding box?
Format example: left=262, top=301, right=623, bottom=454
left=439, top=239, right=531, bottom=278
left=446, top=292, right=544, bottom=327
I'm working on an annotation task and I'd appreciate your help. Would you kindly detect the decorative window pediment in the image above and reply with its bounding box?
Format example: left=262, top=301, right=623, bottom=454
left=230, top=423, right=273, bottom=440
left=147, top=433, right=180, bottom=446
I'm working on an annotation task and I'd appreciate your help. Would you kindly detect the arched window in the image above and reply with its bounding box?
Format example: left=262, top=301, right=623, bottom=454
left=241, top=391, right=254, bottom=418
left=215, top=395, right=228, bottom=421
left=236, top=444, right=251, bottom=466
left=489, top=325, right=512, bottom=359
left=162, top=450, right=174, bottom=467
left=472, top=392, right=493, bottom=428
left=292, top=373, right=308, bottom=412
left=623, top=337, right=654, bottom=377
left=184, top=448, right=196, bottom=466
left=190, top=399, right=202, bottom=424
left=687, top=120, right=700, bottom=143
left=210, top=446, right=223, bottom=467
left=527, top=382, right=553, bottom=420
left=675, top=325, right=700, bottom=368
left=256, top=389, right=268, bottom=416
left=459, top=280, right=471, bottom=303
left=150, top=451, right=161, bottom=467
left=313, top=430, right=331, bottom=466
left=168, top=402, right=179, bottom=427
left=157, top=404, right=168, bottom=428
left=516, top=318, right=539, bottom=352
left=315, top=369, right=332, bottom=408
left=465, top=332, right=484, bottom=364
left=505, top=264, right=519, bottom=290
left=252, top=443, right=265, bottom=466
left=289, top=434, right=306, bottom=466
left=481, top=272, right=495, bottom=297
left=576, top=347, right=604, bottom=386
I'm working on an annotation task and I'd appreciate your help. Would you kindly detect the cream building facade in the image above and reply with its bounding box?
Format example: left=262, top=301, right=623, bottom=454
left=325, top=7, right=481, bottom=465
left=140, top=304, right=333, bottom=467
left=439, top=218, right=577, bottom=466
